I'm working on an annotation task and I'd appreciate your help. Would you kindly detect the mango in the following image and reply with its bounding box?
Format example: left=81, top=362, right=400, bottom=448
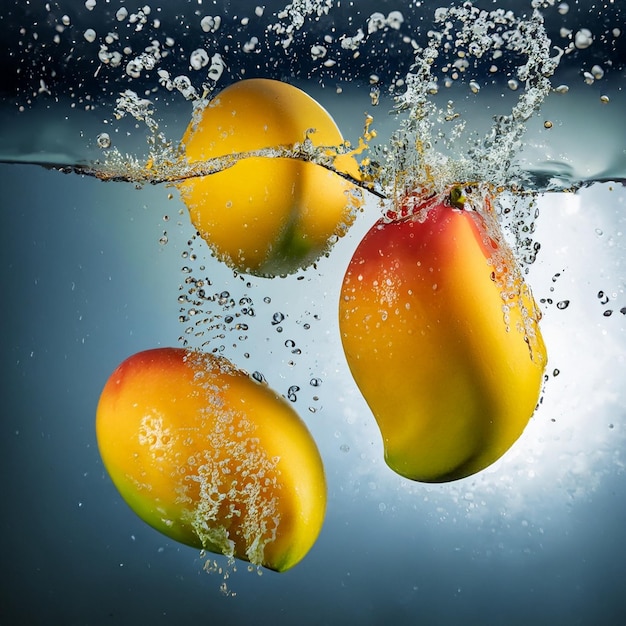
left=96, top=347, right=326, bottom=572
left=178, top=78, right=363, bottom=277
left=339, top=189, right=547, bottom=482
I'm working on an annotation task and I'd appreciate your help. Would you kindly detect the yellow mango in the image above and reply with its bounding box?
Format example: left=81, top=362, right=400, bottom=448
left=178, top=78, right=363, bottom=277
left=96, top=347, right=326, bottom=572
left=339, top=190, right=547, bottom=482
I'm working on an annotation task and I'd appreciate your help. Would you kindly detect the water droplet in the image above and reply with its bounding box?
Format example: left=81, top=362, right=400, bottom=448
left=190, top=48, right=209, bottom=70
left=200, top=15, right=221, bottom=33
left=96, top=132, right=111, bottom=149
left=591, top=65, right=604, bottom=80
left=84, top=28, right=97, bottom=43
left=310, top=377, right=322, bottom=387
left=574, top=29, right=593, bottom=49
left=310, top=44, right=327, bottom=60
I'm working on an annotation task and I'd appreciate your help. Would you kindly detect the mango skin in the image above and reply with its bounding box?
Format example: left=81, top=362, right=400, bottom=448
left=178, top=78, right=363, bottom=277
left=96, top=348, right=326, bottom=572
left=339, top=196, right=547, bottom=482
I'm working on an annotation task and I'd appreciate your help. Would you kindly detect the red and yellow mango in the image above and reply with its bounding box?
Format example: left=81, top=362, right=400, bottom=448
left=96, top=347, right=326, bottom=572
left=339, top=189, right=547, bottom=482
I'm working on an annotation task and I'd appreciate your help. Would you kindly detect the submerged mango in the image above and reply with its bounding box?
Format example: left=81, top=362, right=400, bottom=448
left=178, top=78, right=363, bottom=277
left=96, top=347, right=326, bottom=572
left=339, top=189, right=547, bottom=482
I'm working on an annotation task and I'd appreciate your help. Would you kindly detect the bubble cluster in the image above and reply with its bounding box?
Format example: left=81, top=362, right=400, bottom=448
left=181, top=397, right=282, bottom=572
left=173, top=233, right=327, bottom=413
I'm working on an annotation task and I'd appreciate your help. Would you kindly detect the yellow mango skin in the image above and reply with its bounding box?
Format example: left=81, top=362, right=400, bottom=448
left=96, top=348, right=326, bottom=572
left=178, top=78, right=362, bottom=277
left=339, top=197, right=547, bottom=482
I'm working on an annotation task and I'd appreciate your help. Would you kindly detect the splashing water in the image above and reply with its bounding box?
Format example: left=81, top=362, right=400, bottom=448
left=2, top=1, right=623, bottom=190
left=2, top=0, right=622, bottom=261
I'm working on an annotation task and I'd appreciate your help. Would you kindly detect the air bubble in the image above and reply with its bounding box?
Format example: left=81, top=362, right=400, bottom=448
left=271, top=312, right=285, bottom=325
left=556, top=300, right=570, bottom=310
left=252, top=371, right=266, bottom=384
left=287, top=386, right=300, bottom=402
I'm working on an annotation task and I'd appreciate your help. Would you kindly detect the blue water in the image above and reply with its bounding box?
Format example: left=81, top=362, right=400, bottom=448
left=1, top=1, right=625, bottom=624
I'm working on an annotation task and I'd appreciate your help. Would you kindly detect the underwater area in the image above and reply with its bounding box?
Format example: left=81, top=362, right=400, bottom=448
left=0, top=0, right=625, bottom=624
